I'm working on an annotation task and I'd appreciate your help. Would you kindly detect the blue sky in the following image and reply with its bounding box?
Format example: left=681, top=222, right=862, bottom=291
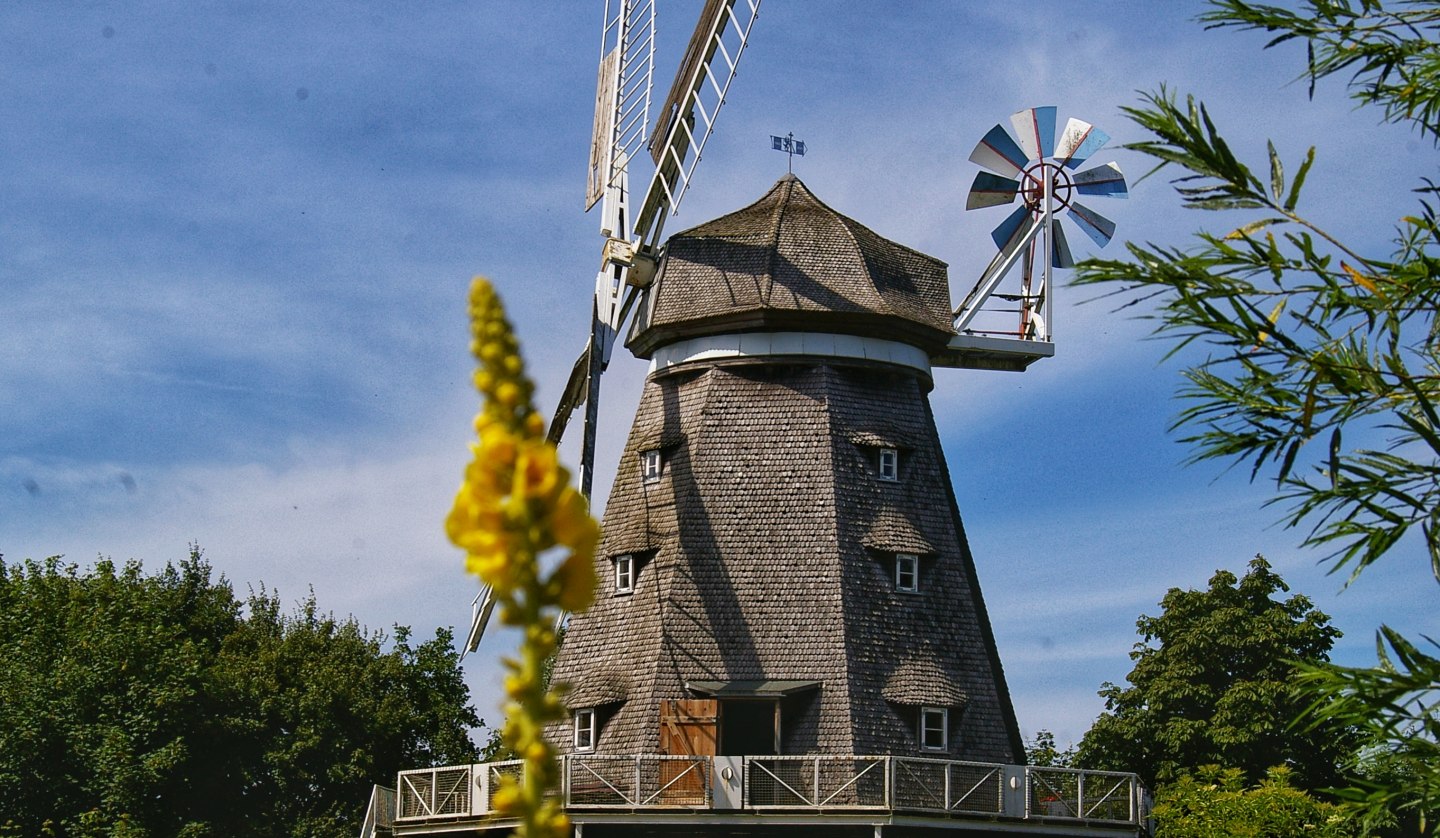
left=3, top=1, right=1435, bottom=750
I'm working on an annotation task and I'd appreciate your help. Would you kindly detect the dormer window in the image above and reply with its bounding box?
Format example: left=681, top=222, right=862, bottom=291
left=920, top=706, right=948, bottom=751
left=895, top=553, right=919, bottom=593
left=878, top=447, right=899, bottom=481
left=614, top=554, right=635, bottom=594
left=641, top=449, right=663, bottom=483
left=574, top=708, right=597, bottom=751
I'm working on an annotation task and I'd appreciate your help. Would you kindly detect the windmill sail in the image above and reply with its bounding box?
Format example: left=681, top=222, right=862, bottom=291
left=586, top=0, right=656, bottom=211
left=634, top=0, right=761, bottom=248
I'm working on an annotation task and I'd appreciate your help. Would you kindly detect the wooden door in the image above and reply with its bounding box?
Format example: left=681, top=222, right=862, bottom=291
left=657, top=699, right=716, bottom=803
left=659, top=699, right=718, bottom=755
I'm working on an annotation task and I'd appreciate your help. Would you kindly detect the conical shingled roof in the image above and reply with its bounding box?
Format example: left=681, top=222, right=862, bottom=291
left=626, top=175, right=956, bottom=357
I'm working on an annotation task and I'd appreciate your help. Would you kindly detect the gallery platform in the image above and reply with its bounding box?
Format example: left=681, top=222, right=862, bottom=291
left=362, top=754, right=1149, bottom=837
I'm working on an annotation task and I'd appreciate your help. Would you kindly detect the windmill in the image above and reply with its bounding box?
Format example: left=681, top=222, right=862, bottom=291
left=937, top=106, right=1127, bottom=372
left=390, top=23, right=1155, bottom=838
left=539, top=109, right=1130, bottom=776
left=463, top=0, right=762, bottom=657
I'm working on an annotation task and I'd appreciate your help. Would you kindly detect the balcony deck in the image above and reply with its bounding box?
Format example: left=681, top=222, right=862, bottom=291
left=370, top=755, right=1150, bottom=836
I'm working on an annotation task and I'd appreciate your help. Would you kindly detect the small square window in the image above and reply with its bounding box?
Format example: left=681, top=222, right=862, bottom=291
left=641, top=449, right=663, bottom=483
left=920, top=707, right=948, bottom=751
left=574, top=708, right=596, bottom=751
left=878, top=447, right=899, bottom=481
left=895, top=553, right=919, bottom=593
left=614, top=554, right=635, bottom=594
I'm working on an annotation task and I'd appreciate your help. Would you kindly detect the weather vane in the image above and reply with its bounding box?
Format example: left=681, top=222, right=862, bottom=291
left=770, top=132, right=806, bottom=173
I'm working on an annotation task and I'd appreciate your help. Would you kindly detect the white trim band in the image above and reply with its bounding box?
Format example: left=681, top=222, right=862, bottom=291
left=649, top=331, right=932, bottom=375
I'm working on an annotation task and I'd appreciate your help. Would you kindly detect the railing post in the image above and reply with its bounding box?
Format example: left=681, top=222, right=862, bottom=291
left=1003, top=765, right=1027, bottom=819
left=813, top=757, right=820, bottom=805
left=635, top=756, right=642, bottom=806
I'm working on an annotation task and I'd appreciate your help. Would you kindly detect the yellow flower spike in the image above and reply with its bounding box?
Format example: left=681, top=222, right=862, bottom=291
left=448, top=277, right=597, bottom=838
left=552, top=552, right=596, bottom=612
left=551, top=489, right=600, bottom=553
left=491, top=784, right=520, bottom=812
left=496, top=381, right=522, bottom=409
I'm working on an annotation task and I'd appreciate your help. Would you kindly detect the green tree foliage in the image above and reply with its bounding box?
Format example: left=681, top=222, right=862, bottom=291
left=1077, top=557, right=1350, bottom=790
left=1024, top=729, right=1076, bottom=768
left=1155, top=765, right=1357, bottom=838
left=1072, top=1, right=1440, bottom=829
left=0, top=550, right=480, bottom=838
left=1299, top=629, right=1440, bottom=836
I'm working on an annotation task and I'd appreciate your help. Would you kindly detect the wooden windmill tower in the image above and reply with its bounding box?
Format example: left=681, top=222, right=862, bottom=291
left=551, top=172, right=1027, bottom=767
left=378, top=4, right=1147, bottom=835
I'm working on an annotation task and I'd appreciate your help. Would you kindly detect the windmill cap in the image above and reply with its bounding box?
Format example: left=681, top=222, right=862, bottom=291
left=626, top=176, right=956, bottom=359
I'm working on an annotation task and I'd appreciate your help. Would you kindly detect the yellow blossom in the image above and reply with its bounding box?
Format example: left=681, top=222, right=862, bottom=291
left=446, top=277, right=599, bottom=838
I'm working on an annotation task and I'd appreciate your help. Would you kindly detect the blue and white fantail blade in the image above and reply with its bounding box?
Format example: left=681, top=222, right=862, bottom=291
left=966, top=171, right=1020, bottom=210
left=1055, top=118, right=1110, bottom=170
left=1011, top=106, right=1057, bottom=162
left=1067, top=202, right=1117, bottom=247
left=970, top=124, right=1029, bottom=178
left=1073, top=162, right=1128, bottom=198
left=991, top=204, right=1032, bottom=251
left=1051, top=220, right=1075, bottom=269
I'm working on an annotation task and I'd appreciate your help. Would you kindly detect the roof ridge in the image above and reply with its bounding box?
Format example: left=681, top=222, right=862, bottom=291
left=761, top=176, right=795, bottom=308
left=812, top=363, right=856, bottom=755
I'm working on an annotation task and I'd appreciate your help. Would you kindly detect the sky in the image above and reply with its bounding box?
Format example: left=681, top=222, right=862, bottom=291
left=3, top=1, right=1436, bottom=753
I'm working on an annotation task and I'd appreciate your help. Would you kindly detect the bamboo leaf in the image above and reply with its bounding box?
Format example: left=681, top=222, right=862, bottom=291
left=1306, top=40, right=1316, bottom=100
left=1329, top=427, right=1342, bottom=490
left=1300, top=383, right=1317, bottom=434
left=1284, top=147, right=1316, bottom=211
left=1255, top=298, right=1287, bottom=346
left=1225, top=217, right=1289, bottom=239
left=1341, top=261, right=1378, bottom=293
left=1268, top=140, right=1285, bottom=203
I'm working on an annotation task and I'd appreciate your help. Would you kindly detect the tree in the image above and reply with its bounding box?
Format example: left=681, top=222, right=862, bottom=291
left=1154, top=765, right=1357, bottom=838
left=1077, top=556, right=1350, bottom=790
left=1072, top=1, right=1440, bottom=829
left=0, top=550, right=480, bottom=838
left=1024, top=729, right=1076, bottom=768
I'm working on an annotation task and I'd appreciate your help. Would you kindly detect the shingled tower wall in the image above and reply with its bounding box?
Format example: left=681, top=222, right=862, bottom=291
left=551, top=175, right=1024, bottom=764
